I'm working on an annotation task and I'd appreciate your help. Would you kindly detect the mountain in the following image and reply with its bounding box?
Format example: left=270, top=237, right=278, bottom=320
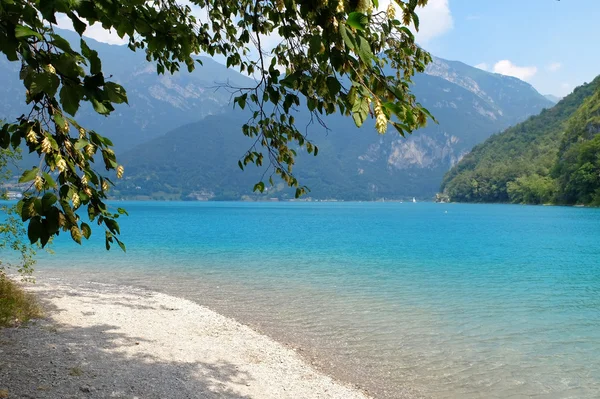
left=116, top=57, right=553, bottom=200
left=0, top=30, right=552, bottom=199
left=0, top=29, right=254, bottom=153
left=425, top=57, right=553, bottom=127
left=552, top=85, right=600, bottom=204
left=441, top=76, right=600, bottom=205
left=544, top=94, right=562, bottom=103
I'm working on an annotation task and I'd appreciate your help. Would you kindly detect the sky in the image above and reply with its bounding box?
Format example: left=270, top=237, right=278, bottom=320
left=58, top=0, right=600, bottom=98
left=415, top=0, right=600, bottom=97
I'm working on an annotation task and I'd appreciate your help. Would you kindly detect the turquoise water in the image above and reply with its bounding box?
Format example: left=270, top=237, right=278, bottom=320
left=30, top=202, right=600, bottom=398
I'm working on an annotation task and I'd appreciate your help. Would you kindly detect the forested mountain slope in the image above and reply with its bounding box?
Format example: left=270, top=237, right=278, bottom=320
left=441, top=76, right=600, bottom=205
left=552, top=86, right=600, bottom=204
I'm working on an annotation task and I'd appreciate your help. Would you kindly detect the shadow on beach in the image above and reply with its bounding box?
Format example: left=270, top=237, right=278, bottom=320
left=0, top=286, right=253, bottom=399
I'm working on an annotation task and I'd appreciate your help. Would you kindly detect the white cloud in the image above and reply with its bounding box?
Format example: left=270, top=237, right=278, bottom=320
left=492, top=60, right=538, bottom=81
left=474, top=63, right=489, bottom=71
left=547, top=62, right=562, bottom=72
left=412, top=0, right=454, bottom=43
left=379, top=0, right=453, bottom=44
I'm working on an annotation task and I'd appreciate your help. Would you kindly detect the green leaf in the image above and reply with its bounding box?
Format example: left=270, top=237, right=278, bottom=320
left=355, top=35, right=373, bottom=63
left=391, top=121, right=407, bottom=137
left=42, top=172, right=57, bottom=189
left=116, top=238, right=126, bottom=252
left=10, top=132, right=21, bottom=149
left=28, top=217, right=42, bottom=244
left=40, top=230, right=51, bottom=248
left=50, top=34, right=75, bottom=54
left=29, top=72, right=60, bottom=97
left=81, top=222, right=92, bottom=239
left=382, top=101, right=404, bottom=116
left=412, top=12, right=420, bottom=31
left=0, top=124, right=10, bottom=149
left=33, top=199, right=43, bottom=215
left=117, top=19, right=133, bottom=38
left=15, top=25, right=43, bottom=40
left=70, top=14, right=86, bottom=36
left=340, top=25, right=355, bottom=50
left=91, top=98, right=111, bottom=115
left=347, top=12, right=368, bottom=31
left=74, top=139, right=89, bottom=150
left=326, top=77, right=341, bottom=96
left=234, top=93, right=247, bottom=109
left=105, top=219, right=120, bottom=234
left=38, top=0, right=57, bottom=24
left=308, top=35, right=322, bottom=55
left=20, top=199, right=33, bottom=222
left=71, top=226, right=82, bottom=244
left=398, top=26, right=415, bottom=40
left=44, top=207, right=60, bottom=235
left=253, top=182, right=265, bottom=193
left=19, top=168, right=38, bottom=183
left=41, top=193, right=57, bottom=211
left=60, top=85, right=83, bottom=116
left=81, top=39, right=102, bottom=74
left=104, top=82, right=128, bottom=104
left=54, top=54, right=84, bottom=79
left=351, top=98, right=369, bottom=127
left=53, top=113, right=66, bottom=130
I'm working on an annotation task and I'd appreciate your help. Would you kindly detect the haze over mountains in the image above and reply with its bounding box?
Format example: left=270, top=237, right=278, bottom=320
left=544, top=94, right=562, bottom=104
left=0, top=30, right=554, bottom=200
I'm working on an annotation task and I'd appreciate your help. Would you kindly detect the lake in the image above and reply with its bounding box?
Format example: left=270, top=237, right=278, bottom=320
left=34, top=201, right=600, bottom=398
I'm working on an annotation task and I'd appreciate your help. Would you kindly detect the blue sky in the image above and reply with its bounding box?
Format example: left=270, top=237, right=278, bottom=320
left=60, top=0, right=599, bottom=98
left=418, top=0, right=600, bottom=97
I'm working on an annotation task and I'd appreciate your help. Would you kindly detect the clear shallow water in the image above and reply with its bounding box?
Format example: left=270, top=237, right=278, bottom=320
left=29, top=201, right=600, bottom=398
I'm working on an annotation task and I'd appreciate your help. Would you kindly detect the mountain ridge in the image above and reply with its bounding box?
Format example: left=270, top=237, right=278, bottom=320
left=116, top=58, right=553, bottom=200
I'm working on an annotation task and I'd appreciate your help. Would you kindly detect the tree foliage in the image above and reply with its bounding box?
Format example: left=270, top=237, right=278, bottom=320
left=0, top=0, right=432, bottom=248
left=552, top=88, right=600, bottom=205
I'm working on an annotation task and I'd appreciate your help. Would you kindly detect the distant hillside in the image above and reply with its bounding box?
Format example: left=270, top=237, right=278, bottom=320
left=441, top=76, right=600, bottom=205
left=425, top=57, right=553, bottom=127
left=117, top=58, right=553, bottom=200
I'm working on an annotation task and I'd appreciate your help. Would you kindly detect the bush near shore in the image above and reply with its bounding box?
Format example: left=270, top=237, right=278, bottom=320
left=0, top=275, right=42, bottom=327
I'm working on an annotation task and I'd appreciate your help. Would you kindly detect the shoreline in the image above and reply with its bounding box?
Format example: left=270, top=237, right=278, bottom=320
left=1, top=278, right=372, bottom=399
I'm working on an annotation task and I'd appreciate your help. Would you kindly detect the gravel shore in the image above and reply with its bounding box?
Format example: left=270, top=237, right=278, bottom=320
left=0, top=279, right=371, bottom=399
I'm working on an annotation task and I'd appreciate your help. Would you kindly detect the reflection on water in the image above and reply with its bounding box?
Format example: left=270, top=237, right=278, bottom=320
left=35, top=202, right=600, bottom=398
